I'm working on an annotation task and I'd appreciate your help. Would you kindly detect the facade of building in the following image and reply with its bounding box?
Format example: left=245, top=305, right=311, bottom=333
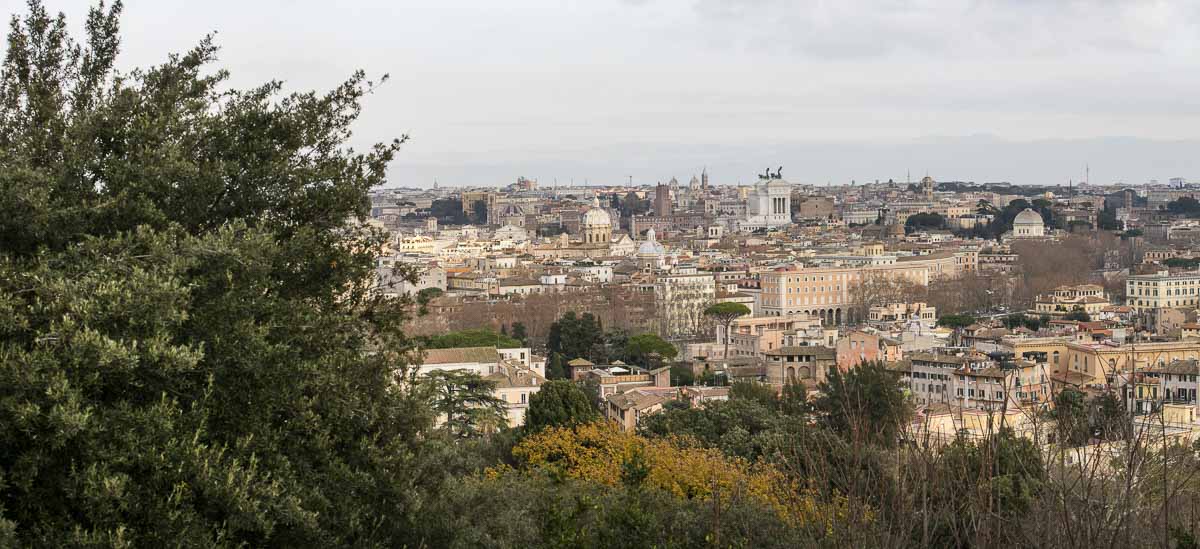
left=418, top=346, right=546, bottom=428
left=757, top=252, right=973, bottom=325
left=1011, top=208, right=1045, bottom=238
left=868, top=302, right=937, bottom=324
left=765, top=346, right=836, bottom=386
left=1034, top=284, right=1110, bottom=316
left=648, top=268, right=717, bottom=339
left=835, top=330, right=903, bottom=369
left=717, top=313, right=824, bottom=359
left=1127, top=270, right=1200, bottom=314
left=740, top=177, right=792, bottom=231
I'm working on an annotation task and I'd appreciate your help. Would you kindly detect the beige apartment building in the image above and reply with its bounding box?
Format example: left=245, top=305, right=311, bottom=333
left=835, top=330, right=904, bottom=369
left=765, top=346, right=837, bottom=386
left=1033, top=284, right=1110, bottom=316
left=635, top=269, right=717, bottom=339
left=716, top=313, right=824, bottom=359
left=1127, top=270, right=1200, bottom=313
left=868, top=302, right=937, bottom=324
left=1008, top=337, right=1200, bottom=387
left=757, top=251, right=975, bottom=325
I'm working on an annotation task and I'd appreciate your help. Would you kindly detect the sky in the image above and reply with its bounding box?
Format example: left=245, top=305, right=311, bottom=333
left=6, top=0, right=1200, bottom=187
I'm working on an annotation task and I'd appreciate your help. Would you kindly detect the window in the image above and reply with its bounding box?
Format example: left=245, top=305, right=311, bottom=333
left=520, top=393, right=527, bottom=404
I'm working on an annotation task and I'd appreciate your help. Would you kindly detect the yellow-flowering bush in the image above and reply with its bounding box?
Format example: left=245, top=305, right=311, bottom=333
left=505, top=421, right=864, bottom=530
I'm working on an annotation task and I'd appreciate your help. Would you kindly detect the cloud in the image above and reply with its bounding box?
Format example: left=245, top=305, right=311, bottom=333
left=687, top=0, right=1200, bottom=60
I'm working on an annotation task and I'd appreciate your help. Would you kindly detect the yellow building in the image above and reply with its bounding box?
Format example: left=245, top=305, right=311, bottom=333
left=1033, top=284, right=1110, bottom=316
left=1127, top=270, right=1200, bottom=313
left=1008, top=337, right=1200, bottom=386
left=758, top=251, right=975, bottom=325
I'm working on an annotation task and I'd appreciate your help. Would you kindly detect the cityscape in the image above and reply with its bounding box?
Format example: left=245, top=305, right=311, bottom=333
left=5, top=0, right=1200, bottom=547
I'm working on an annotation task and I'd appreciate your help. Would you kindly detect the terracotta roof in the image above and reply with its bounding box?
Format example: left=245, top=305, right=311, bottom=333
left=956, top=367, right=1005, bottom=379
left=607, top=390, right=669, bottom=411
left=1050, top=371, right=1093, bottom=387
left=1147, top=360, right=1200, bottom=376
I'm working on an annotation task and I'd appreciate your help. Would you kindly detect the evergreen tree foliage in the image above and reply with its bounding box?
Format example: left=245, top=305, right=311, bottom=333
left=0, top=3, right=433, bottom=544
left=524, top=380, right=598, bottom=433
left=813, top=361, right=910, bottom=448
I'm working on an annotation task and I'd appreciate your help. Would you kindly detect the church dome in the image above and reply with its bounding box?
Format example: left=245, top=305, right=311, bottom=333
left=1014, top=208, right=1043, bottom=226
left=582, top=207, right=611, bottom=228
left=637, top=228, right=666, bottom=256
left=580, top=196, right=609, bottom=228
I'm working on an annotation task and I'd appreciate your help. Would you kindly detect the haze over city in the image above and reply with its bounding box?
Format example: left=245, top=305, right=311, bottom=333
left=18, top=0, right=1200, bottom=186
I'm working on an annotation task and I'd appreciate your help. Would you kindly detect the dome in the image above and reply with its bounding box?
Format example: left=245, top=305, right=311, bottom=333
left=500, top=203, right=525, bottom=216
left=1013, top=208, right=1043, bottom=226
left=582, top=207, right=611, bottom=228
left=637, top=228, right=666, bottom=256
left=920, top=176, right=935, bottom=185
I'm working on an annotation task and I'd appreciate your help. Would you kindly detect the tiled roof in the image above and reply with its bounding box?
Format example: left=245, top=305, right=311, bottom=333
left=1148, top=359, right=1200, bottom=376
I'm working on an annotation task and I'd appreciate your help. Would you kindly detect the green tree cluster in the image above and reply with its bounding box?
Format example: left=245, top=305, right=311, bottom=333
left=621, top=333, right=678, bottom=368
left=1063, top=308, right=1092, bottom=322
left=422, top=328, right=522, bottom=349
left=545, top=312, right=678, bottom=375
left=416, top=287, right=444, bottom=315
left=904, top=212, right=947, bottom=232
left=937, top=313, right=977, bottom=329
left=0, top=3, right=437, bottom=544
left=1166, top=196, right=1200, bottom=217
left=547, top=311, right=604, bottom=364
left=813, top=362, right=910, bottom=448
left=1003, top=313, right=1046, bottom=331
left=524, top=380, right=598, bottom=433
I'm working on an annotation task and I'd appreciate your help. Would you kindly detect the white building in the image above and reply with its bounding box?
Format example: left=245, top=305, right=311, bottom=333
left=375, top=263, right=447, bottom=298
left=636, top=228, right=669, bottom=270
left=1010, top=208, right=1045, bottom=238
left=1127, top=270, right=1200, bottom=316
left=740, top=176, right=793, bottom=231
left=418, top=346, right=546, bottom=427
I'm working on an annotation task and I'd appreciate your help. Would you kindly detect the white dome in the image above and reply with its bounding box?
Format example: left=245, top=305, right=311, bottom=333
left=1013, top=208, right=1043, bottom=226
left=637, top=228, right=666, bottom=256
left=582, top=207, right=611, bottom=227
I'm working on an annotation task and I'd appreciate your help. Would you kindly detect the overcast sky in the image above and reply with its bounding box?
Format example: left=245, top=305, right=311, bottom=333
left=8, top=0, right=1200, bottom=186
